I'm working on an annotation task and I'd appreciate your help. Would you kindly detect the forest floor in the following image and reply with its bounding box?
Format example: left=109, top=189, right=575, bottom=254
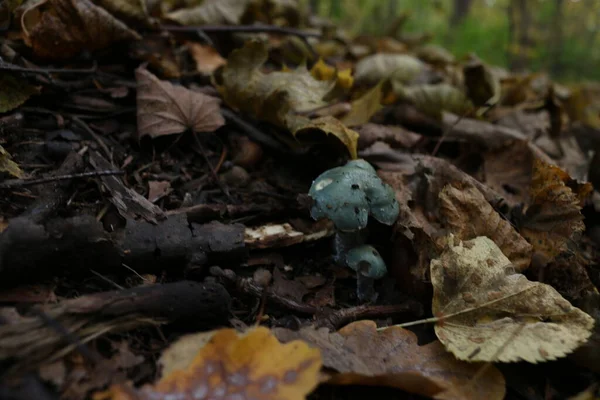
left=0, top=1, right=599, bottom=400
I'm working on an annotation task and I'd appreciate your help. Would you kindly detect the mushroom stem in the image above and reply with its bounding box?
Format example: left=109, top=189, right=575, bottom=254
left=333, top=230, right=364, bottom=265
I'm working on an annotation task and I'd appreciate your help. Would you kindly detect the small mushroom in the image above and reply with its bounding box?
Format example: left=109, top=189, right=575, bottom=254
left=346, top=245, right=387, bottom=302
left=308, top=159, right=399, bottom=302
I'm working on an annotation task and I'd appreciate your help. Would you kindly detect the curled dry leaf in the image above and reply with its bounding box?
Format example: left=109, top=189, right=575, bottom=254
left=214, top=40, right=358, bottom=158
left=519, top=159, right=592, bottom=262
left=136, top=68, right=225, bottom=139
left=439, top=183, right=532, bottom=271
left=431, top=236, right=594, bottom=363
left=95, top=327, right=322, bottom=400
left=394, top=83, right=473, bottom=120
left=167, top=0, right=251, bottom=26
left=21, top=0, right=140, bottom=60
left=274, top=320, right=506, bottom=400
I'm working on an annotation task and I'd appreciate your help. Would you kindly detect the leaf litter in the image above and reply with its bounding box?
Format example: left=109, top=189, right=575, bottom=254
left=0, top=1, right=598, bottom=400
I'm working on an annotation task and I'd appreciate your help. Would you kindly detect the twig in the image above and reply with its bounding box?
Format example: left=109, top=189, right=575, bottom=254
left=0, top=170, right=123, bottom=189
left=0, top=60, right=98, bottom=76
left=315, top=302, right=424, bottom=331
left=193, top=132, right=236, bottom=203
left=70, top=116, right=112, bottom=161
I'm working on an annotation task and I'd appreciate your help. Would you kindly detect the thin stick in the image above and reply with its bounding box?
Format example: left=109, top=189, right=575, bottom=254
left=71, top=116, right=112, bottom=161
left=0, top=60, right=97, bottom=75
left=162, top=24, right=321, bottom=38
left=0, top=170, right=123, bottom=189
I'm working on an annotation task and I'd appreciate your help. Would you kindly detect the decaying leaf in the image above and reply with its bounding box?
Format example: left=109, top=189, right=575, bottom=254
left=94, top=0, right=150, bottom=25
left=0, top=145, right=25, bottom=179
left=96, top=327, right=322, bottom=400
left=394, top=83, right=473, bottom=120
left=354, top=53, right=424, bottom=85
left=0, top=73, right=39, bottom=113
left=275, top=320, right=506, bottom=400
left=188, top=42, right=226, bottom=75
left=439, top=183, right=532, bottom=271
left=136, top=68, right=225, bottom=139
left=431, top=236, right=594, bottom=363
left=214, top=40, right=358, bottom=158
left=167, top=0, right=251, bottom=26
left=463, top=56, right=501, bottom=107
left=21, top=0, right=140, bottom=60
left=519, top=159, right=591, bottom=261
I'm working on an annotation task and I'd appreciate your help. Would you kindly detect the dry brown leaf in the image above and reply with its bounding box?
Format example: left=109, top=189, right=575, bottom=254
left=147, top=180, right=171, bottom=203
left=94, top=0, right=150, bottom=25
left=21, top=0, right=140, bottom=60
left=431, top=236, right=594, bottom=363
left=356, top=123, right=421, bottom=150
left=96, top=327, right=322, bottom=400
left=439, top=183, right=532, bottom=271
left=188, top=42, right=226, bottom=75
left=136, top=68, right=224, bottom=139
left=274, top=320, right=506, bottom=400
left=519, top=159, right=591, bottom=262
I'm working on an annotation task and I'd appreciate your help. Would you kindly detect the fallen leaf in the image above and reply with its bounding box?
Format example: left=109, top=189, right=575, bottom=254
left=519, top=159, right=591, bottom=262
left=96, top=327, right=322, bottom=400
left=439, top=183, right=532, bottom=271
left=136, top=68, right=225, bottom=139
left=354, top=53, right=424, bottom=85
left=0, top=73, right=39, bottom=113
left=394, top=83, right=473, bottom=120
left=0, top=144, right=24, bottom=178
left=340, top=81, right=383, bottom=127
left=463, top=56, right=501, bottom=107
left=356, top=123, right=421, bottom=150
left=274, top=320, right=506, bottom=400
left=215, top=41, right=358, bottom=158
left=272, top=267, right=309, bottom=303
left=21, top=0, right=140, bottom=60
left=147, top=180, right=171, bottom=203
left=431, top=236, right=594, bottom=363
left=94, top=0, right=150, bottom=25
left=130, top=35, right=182, bottom=79
left=310, top=58, right=353, bottom=92
left=188, top=42, right=226, bottom=75
left=167, top=0, right=251, bottom=26
left=416, top=44, right=456, bottom=66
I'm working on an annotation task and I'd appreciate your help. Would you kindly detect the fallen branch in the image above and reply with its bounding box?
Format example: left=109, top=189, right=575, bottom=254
left=0, top=281, right=231, bottom=376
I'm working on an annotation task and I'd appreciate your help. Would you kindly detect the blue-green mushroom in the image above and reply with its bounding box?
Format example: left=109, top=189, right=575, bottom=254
left=308, top=159, right=399, bottom=302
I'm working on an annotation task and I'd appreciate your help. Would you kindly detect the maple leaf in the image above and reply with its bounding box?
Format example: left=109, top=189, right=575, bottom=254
left=275, top=320, right=506, bottom=400
left=214, top=40, right=358, bottom=158
left=519, top=159, right=592, bottom=262
left=21, top=0, right=140, bottom=60
left=95, top=327, right=322, bottom=400
left=430, top=236, right=594, bottom=363
left=439, top=183, right=532, bottom=272
left=136, top=68, right=225, bottom=139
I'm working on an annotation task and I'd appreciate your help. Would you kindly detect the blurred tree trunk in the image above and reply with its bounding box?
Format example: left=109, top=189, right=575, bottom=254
left=450, top=0, right=474, bottom=26
left=508, top=0, right=533, bottom=72
left=549, top=0, right=565, bottom=77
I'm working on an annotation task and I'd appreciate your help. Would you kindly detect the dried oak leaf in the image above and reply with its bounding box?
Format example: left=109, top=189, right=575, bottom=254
left=519, top=159, right=592, bottom=261
left=21, top=0, right=140, bottom=60
left=431, top=236, right=594, bottom=363
left=439, top=183, right=532, bottom=272
left=136, top=68, right=225, bottom=139
left=214, top=40, right=358, bottom=158
left=167, top=0, right=251, bottom=26
left=274, top=320, right=506, bottom=400
left=95, top=327, right=322, bottom=400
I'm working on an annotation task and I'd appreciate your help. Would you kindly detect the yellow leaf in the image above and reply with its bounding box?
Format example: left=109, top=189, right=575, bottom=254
left=95, top=327, right=322, bottom=400
left=340, top=81, right=384, bottom=127
left=0, top=145, right=24, bottom=179
left=310, top=59, right=353, bottom=91
left=431, top=236, right=594, bottom=363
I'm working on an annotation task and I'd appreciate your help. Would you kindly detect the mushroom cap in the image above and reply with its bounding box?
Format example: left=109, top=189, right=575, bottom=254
left=346, top=245, right=387, bottom=279
left=308, top=159, right=399, bottom=232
